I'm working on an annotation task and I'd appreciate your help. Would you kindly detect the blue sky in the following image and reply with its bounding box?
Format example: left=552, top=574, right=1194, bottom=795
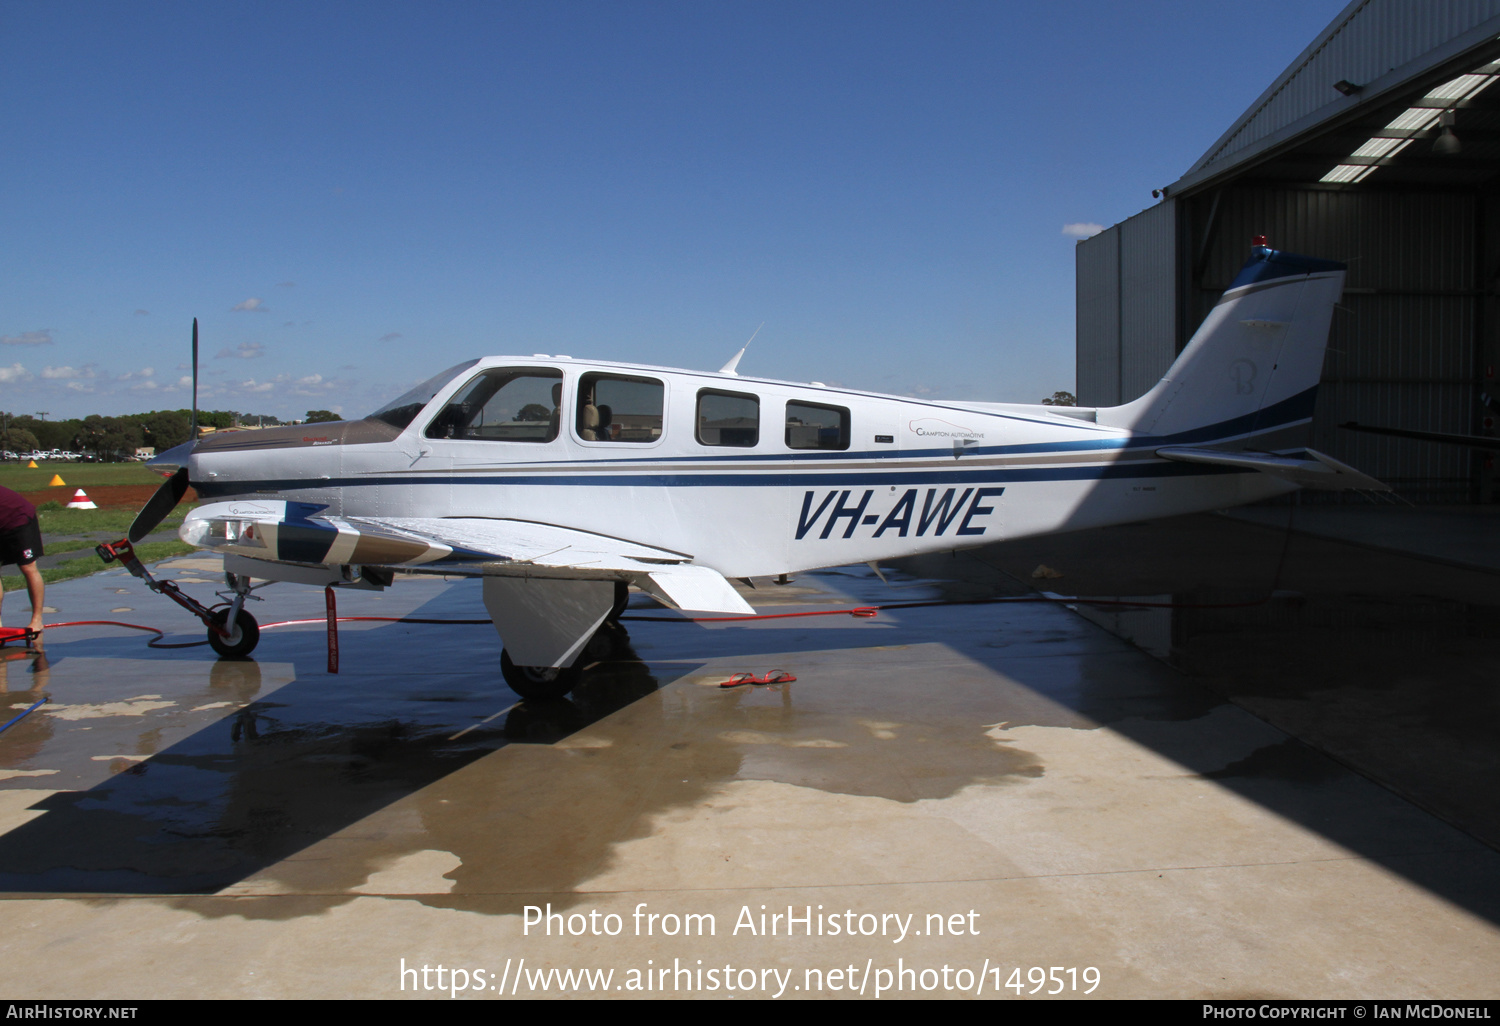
left=1, top=0, right=1346, bottom=421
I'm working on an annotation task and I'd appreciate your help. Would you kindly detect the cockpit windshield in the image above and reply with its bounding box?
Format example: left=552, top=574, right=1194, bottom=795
left=366, top=360, right=480, bottom=430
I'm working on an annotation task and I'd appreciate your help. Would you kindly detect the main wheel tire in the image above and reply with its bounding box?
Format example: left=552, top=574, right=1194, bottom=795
left=501, top=649, right=582, bottom=701
left=207, top=608, right=260, bottom=660
left=582, top=621, right=630, bottom=663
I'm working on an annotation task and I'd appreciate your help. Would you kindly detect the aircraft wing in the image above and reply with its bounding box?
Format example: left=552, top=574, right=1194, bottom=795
left=180, top=501, right=754, bottom=614
left=1155, top=446, right=1391, bottom=491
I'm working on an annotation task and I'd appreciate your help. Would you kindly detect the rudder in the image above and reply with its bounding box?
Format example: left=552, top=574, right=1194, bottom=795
left=1097, top=239, right=1346, bottom=448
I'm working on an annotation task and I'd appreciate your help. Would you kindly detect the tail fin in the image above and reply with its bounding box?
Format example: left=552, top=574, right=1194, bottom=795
left=1097, top=240, right=1345, bottom=448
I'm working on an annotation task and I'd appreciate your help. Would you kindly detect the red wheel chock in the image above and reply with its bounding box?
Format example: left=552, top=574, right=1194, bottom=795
left=0, top=627, right=39, bottom=648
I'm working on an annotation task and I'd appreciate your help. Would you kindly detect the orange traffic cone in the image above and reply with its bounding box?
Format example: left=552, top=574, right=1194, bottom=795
left=65, top=489, right=97, bottom=510
left=26, top=460, right=37, bottom=468
left=48, top=474, right=66, bottom=487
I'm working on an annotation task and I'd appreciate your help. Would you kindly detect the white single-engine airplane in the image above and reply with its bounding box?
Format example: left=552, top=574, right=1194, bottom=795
left=106, top=238, right=1384, bottom=698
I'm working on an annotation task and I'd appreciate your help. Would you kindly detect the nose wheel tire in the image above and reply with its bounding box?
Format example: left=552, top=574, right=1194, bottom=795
left=207, top=608, right=260, bottom=660
left=501, top=649, right=582, bottom=701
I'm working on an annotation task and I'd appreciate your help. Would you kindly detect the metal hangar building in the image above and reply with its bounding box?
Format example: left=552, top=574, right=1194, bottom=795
left=1076, top=0, right=1500, bottom=502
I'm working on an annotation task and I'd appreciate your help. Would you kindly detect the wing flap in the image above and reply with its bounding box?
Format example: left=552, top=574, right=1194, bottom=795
left=640, top=566, right=756, bottom=616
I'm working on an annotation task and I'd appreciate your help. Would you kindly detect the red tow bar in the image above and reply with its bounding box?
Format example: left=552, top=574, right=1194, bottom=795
left=95, top=538, right=231, bottom=638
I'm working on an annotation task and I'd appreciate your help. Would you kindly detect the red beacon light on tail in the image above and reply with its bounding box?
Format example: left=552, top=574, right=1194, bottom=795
left=1253, top=235, right=1269, bottom=247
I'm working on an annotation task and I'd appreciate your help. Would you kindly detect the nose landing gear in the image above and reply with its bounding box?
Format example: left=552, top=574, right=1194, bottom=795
left=96, top=539, right=262, bottom=659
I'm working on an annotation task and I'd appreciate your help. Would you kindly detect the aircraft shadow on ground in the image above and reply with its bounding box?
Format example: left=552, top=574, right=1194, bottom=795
left=0, top=582, right=674, bottom=898
left=0, top=554, right=1494, bottom=933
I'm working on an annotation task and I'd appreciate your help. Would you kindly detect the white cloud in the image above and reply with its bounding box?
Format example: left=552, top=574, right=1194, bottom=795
left=176, top=376, right=193, bottom=389
left=0, top=363, right=31, bottom=383
left=216, top=342, right=264, bottom=360
left=231, top=298, right=268, bottom=313
left=291, top=373, right=338, bottom=396
left=1062, top=222, right=1106, bottom=239
left=42, top=365, right=96, bottom=380
left=239, top=378, right=276, bottom=393
left=1, top=330, right=52, bottom=346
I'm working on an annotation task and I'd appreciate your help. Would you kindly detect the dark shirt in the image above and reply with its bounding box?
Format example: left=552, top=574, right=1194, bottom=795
left=0, top=487, right=37, bottom=531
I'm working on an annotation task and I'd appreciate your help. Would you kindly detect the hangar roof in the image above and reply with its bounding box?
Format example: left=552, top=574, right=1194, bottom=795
left=1172, top=0, right=1500, bottom=196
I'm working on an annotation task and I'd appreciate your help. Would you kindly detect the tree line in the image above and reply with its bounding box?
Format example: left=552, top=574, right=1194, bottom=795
left=0, top=409, right=342, bottom=460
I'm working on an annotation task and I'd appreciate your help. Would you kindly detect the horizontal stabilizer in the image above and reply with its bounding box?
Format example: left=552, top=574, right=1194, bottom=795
left=1341, top=421, right=1500, bottom=451
left=1156, top=446, right=1390, bottom=491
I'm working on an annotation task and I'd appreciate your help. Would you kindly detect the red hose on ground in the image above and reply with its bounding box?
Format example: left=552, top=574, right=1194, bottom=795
left=11, top=582, right=1295, bottom=656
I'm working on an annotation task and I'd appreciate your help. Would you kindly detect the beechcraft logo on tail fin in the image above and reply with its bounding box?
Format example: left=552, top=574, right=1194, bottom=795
left=795, top=487, right=1003, bottom=541
left=1230, top=359, right=1257, bottom=395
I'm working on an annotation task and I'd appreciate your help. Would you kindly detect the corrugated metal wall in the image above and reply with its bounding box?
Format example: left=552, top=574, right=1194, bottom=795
left=1075, top=225, right=1120, bottom=406
left=1075, top=201, right=1177, bottom=406
left=1192, top=0, right=1500, bottom=179
left=1120, top=202, right=1180, bottom=401
left=1190, top=187, right=1479, bottom=502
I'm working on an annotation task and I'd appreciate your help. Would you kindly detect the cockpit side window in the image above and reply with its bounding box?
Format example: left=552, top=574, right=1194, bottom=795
left=576, top=373, right=664, bottom=443
left=366, top=359, right=480, bottom=430
left=425, top=367, right=564, bottom=442
left=696, top=389, right=759, bottom=447
left=785, top=401, right=850, bottom=450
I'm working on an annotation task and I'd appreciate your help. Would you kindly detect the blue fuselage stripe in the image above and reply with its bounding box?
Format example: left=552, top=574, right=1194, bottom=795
left=193, top=459, right=1241, bottom=498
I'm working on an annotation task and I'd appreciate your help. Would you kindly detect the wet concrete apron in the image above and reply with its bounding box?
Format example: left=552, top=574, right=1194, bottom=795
left=0, top=514, right=1495, bottom=999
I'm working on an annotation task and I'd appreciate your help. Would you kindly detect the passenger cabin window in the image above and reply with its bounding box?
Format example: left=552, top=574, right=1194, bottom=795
left=577, top=373, right=664, bottom=443
left=696, top=389, right=759, bottom=447
left=785, top=401, right=850, bottom=450
left=425, top=367, right=563, bottom=442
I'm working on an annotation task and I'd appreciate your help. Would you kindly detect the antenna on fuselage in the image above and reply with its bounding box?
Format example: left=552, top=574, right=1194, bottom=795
left=719, top=322, right=763, bottom=376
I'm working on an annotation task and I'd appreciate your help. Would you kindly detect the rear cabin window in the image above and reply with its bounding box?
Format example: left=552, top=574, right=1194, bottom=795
left=425, top=367, right=563, bottom=442
left=577, top=373, right=664, bottom=443
left=696, top=390, right=759, bottom=447
left=785, top=401, right=850, bottom=451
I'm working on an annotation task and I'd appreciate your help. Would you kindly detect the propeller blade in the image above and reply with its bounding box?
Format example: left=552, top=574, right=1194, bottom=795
left=191, top=318, right=199, bottom=441
left=129, top=467, right=190, bottom=543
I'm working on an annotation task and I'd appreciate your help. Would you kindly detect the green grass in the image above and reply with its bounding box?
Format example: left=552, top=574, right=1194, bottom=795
left=3, top=541, right=196, bottom=594
left=2, top=499, right=200, bottom=595
left=39, top=539, right=98, bottom=556
left=0, top=462, right=168, bottom=491
left=1, top=461, right=201, bottom=590
left=36, top=505, right=192, bottom=536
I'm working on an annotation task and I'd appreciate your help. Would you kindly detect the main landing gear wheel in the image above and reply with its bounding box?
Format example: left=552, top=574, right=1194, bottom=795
left=501, top=649, right=582, bottom=701
left=207, top=608, right=260, bottom=660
